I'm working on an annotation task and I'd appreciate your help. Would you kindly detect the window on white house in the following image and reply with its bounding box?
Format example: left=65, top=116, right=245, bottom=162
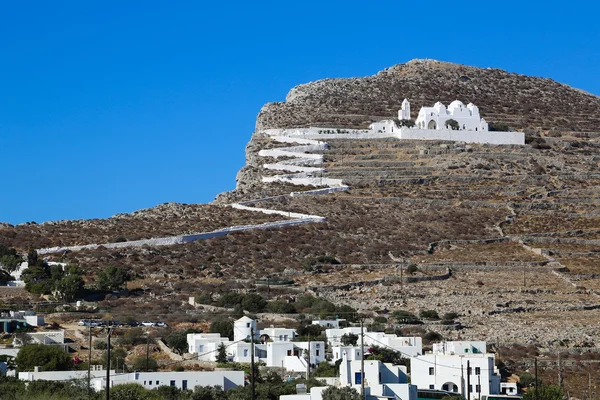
left=170, top=380, right=176, bottom=387
left=429, top=385, right=435, bottom=389
left=476, top=385, right=481, bottom=392
left=182, top=380, right=188, bottom=390
left=469, top=385, right=473, bottom=393
left=246, top=323, right=250, bottom=328
left=475, top=367, right=481, bottom=375
left=156, top=381, right=159, bottom=385
left=244, top=349, right=248, bottom=357
left=442, top=384, right=448, bottom=391
left=429, top=367, right=434, bottom=375
left=316, top=350, right=320, bottom=356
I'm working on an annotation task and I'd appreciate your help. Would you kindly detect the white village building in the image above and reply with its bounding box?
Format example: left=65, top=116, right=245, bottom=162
left=410, top=341, right=501, bottom=399
left=412, top=100, right=489, bottom=132
left=326, top=328, right=422, bottom=361
left=95, top=370, right=244, bottom=392
left=187, top=317, right=323, bottom=372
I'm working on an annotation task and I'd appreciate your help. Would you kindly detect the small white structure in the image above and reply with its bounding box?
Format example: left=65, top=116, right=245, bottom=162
left=410, top=341, right=501, bottom=399
left=312, top=319, right=344, bottom=329
left=338, top=358, right=416, bottom=400
left=325, top=327, right=362, bottom=347
left=187, top=333, right=230, bottom=360
left=280, top=386, right=328, bottom=400
left=432, top=341, right=486, bottom=355
left=415, top=100, right=489, bottom=132
left=261, top=327, right=297, bottom=342
left=399, top=98, right=411, bottom=120
left=234, top=316, right=257, bottom=342
left=364, top=333, right=422, bottom=357
left=332, top=346, right=364, bottom=363
left=501, top=382, right=519, bottom=396
left=229, top=340, right=325, bottom=372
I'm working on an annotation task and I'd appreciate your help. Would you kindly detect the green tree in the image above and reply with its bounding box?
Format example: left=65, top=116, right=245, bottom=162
left=519, top=371, right=534, bottom=388
left=241, top=293, right=267, bottom=313
left=54, top=265, right=84, bottom=301
left=313, top=360, right=339, bottom=377
left=101, top=347, right=127, bottom=371
left=110, top=383, right=151, bottom=400
left=367, top=345, right=408, bottom=369
left=166, top=331, right=188, bottom=355
left=96, top=265, right=130, bottom=291
left=132, top=355, right=158, bottom=372
left=209, top=320, right=233, bottom=340
left=419, top=310, right=440, bottom=320
left=523, top=384, right=563, bottom=400
left=445, top=119, right=460, bottom=130
left=322, top=386, right=361, bottom=400
left=121, top=327, right=147, bottom=346
left=341, top=333, right=358, bottom=346
left=15, top=344, right=73, bottom=372
left=192, top=385, right=227, bottom=400
left=216, top=342, right=228, bottom=364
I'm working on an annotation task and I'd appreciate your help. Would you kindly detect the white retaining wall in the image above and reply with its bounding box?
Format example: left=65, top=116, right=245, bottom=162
left=398, top=127, right=525, bottom=145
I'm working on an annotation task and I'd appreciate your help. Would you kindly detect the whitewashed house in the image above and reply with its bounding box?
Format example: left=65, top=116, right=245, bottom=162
left=325, top=327, right=362, bottom=347
left=338, top=358, right=416, bottom=400
left=261, top=326, right=297, bottom=342
left=312, top=319, right=345, bottom=329
left=93, top=370, right=244, bottom=392
left=410, top=341, right=501, bottom=399
left=229, top=340, right=325, bottom=372
left=234, top=316, right=257, bottom=342
left=364, top=332, right=422, bottom=357
left=327, top=329, right=422, bottom=361
left=187, top=333, right=231, bottom=361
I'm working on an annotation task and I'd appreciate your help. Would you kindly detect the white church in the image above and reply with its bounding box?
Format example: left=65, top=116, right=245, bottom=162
left=262, top=99, right=524, bottom=146
left=407, top=99, right=489, bottom=132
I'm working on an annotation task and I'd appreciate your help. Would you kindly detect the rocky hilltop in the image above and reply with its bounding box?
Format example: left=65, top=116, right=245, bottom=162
left=257, top=59, right=600, bottom=132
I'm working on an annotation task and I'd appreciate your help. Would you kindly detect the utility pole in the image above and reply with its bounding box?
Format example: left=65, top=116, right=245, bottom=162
left=558, top=351, right=563, bottom=389
left=534, top=358, right=538, bottom=400
left=589, top=370, right=592, bottom=400
left=88, top=325, right=92, bottom=392
left=461, top=361, right=465, bottom=399
left=477, top=375, right=481, bottom=400
left=467, top=360, right=471, bottom=400
left=145, top=334, right=150, bottom=372
left=360, top=318, right=365, bottom=400
left=105, top=327, right=113, bottom=400
left=250, top=327, right=256, bottom=400
left=306, top=335, right=311, bottom=381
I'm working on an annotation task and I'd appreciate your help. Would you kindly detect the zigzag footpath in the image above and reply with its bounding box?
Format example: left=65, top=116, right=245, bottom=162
left=37, top=132, right=348, bottom=255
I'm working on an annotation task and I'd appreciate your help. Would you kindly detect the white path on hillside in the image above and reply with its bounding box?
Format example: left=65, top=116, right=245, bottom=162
left=36, top=133, right=347, bottom=255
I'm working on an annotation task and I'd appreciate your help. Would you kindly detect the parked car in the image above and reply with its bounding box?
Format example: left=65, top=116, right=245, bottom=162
left=156, top=322, right=168, bottom=327
left=141, top=321, right=155, bottom=327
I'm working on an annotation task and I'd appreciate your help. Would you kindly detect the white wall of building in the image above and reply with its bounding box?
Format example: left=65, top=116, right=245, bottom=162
left=312, top=320, right=343, bottom=329
left=332, top=346, right=363, bottom=363
left=410, top=353, right=500, bottom=399
left=234, top=316, right=257, bottom=342
left=94, top=371, right=244, bottom=392
left=432, top=341, right=486, bottom=355
left=398, top=127, right=524, bottom=145
left=261, top=327, right=296, bottom=342
left=325, top=327, right=362, bottom=347
left=364, top=333, right=422, bottom=357
left=187, top=333, right=230, bottom=359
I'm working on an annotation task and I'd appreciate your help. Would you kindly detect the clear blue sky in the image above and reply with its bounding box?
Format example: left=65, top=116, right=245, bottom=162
left=1, top=1, right=598, bottom=224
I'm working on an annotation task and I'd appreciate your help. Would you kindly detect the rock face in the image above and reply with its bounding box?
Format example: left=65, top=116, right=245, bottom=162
left=256, top=59, right=600, bottom=132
